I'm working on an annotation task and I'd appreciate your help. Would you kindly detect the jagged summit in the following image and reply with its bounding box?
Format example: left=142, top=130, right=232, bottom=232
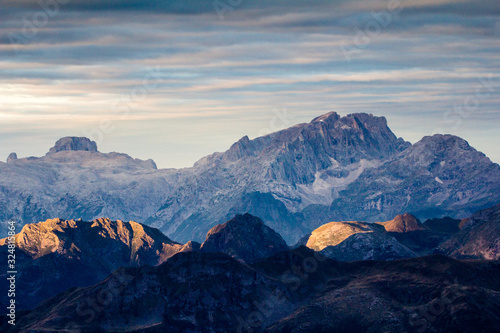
left=1, top=217, right=183, bottom=261
left=310, top=112, right=387, bottom=127
left=47, top=136, right=98, bottom=155
left=310, top=111, right=340, bottom=123
left=198, top=111, right=409, bottom=168
left=212, top=111, right=409, bottom=175
left=0, top=216, right=193, bottom=309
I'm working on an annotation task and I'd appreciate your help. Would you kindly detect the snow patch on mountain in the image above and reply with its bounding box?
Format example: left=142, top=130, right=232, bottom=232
left=297, top=158, right=383, bottom=207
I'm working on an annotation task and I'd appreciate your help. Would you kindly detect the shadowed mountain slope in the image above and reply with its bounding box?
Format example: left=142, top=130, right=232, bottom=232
left=200, top=213, right=289, bottom=263
left=437, top=203, right=500, bottom=260
left=7, top=251, right=500, bottom=333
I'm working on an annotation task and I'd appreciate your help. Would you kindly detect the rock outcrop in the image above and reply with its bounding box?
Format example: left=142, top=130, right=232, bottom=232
left=6, top=152, right=17, bottom=163
left=47, top=136, right=98, bottom=154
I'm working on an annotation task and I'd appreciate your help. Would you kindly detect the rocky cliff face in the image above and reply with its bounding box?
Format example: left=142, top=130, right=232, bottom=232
left=149, top=112, right=412, bottom=243
left=200, top=213, right=289, bottom=263
left=149, top=118, right=500, bottom=244
left=0, top=218, right=191, bottom=310
left=324, top=135, right=500, bottom=224
left=6, top=152, right=17, bottom=163
left=47, top=137, right=98, bottom=154
left=0, top=217, right=185, bottom=264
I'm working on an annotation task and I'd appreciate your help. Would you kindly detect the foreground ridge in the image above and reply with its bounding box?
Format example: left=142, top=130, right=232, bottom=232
left=6, top=250, right=500, bottom=332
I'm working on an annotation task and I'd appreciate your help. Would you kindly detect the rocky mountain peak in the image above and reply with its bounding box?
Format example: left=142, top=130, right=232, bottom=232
left=419, top=134, right=472, bottom=150
left=0, top=217, right=197, bottom=310
left=220, top=112, right=408, bottom=164
left=0, top=217, right=184, bottom=261
left=200, top=214, right=289, bottom=262
left=224, top=135, right=255, bottom=160
left=47, top=136, right=98, bottom=155
left=6, top=152, right=17, bottom=163
left=406, top=134, right=477, bottom=162
left=310, top=111, right=340, bottom=123
left=204, top=213, right=259, bottom=237
left=377, top=213, right=425, bottom=233
left=310, top=112, right=387, bottom=129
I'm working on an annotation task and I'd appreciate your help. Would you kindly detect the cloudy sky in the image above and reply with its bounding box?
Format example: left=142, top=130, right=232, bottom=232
left=1, top=0, right=499, bottom=168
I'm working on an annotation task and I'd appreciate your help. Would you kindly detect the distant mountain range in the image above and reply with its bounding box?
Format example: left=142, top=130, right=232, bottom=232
left=2, top=112, right=499, bottom=245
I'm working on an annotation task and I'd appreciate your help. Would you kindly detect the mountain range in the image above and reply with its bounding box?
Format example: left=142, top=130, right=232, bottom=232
left=0, top=214, right=287, bottom=311
left=2, top=202, right=499, bottom=314
left=2, top=112, right=500, bottom=245
left=0, top=217, right=194, bottom=310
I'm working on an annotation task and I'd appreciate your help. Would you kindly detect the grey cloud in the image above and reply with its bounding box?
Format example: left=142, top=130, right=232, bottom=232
left=0, top=0, right=499, bottom=168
